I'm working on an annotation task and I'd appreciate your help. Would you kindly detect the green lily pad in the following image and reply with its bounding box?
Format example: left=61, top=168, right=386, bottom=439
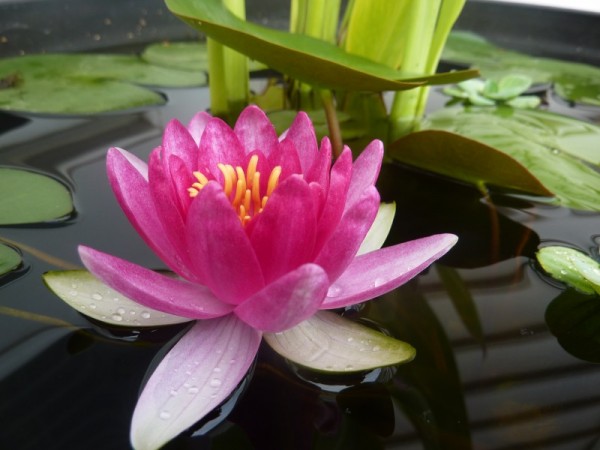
left=142, top=41, right=210, bottom=72
left=0, top=168, right=73, bottom=225
left=394, top=106, right=600, bottom=211
left=165, top=0, right=477, bottom=92
left=537, top=246, right=600, bottom=295
left=0, top=243, right=21, bottom=276
left=545, top=289, right=600, bottom=363
left=43, top=270, right=190, bottom=327
left=443, top=31, right=600, bottom=107
left=264, top=311, right=415, bottom=373
left=0, top=53, right=206, bottom=114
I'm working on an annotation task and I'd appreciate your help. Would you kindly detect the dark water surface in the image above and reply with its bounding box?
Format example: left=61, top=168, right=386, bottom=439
left=1, top=86, right=600, bottom=450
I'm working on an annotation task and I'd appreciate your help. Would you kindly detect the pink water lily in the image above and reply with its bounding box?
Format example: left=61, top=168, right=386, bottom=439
left=73, top=106, right=457, bottom=450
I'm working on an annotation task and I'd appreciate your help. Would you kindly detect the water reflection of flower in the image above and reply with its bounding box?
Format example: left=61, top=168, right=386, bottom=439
left=75, top=106, right=456, bottom=450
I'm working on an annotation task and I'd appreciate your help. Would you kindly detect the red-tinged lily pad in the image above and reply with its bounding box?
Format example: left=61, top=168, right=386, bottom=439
left=0, top=243, right=21, bottom=276
left=165, top=0, right=477, bottom=92
left=390, top=129, right=552, bottom=196
left=391, top=106, right=600, bottom=211
left=0, top=168, right=73, bottom=225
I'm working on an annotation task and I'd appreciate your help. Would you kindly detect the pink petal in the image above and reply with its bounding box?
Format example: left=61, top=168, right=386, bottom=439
left=79, top=246, right=233, bottom=319
left=186, top=182, right=265, bottom=304
left=234, top=263, right=328, bottom=332
left=281, top=111, right=318, bottom=173
left=345, top=140, right=383, bottom=212
left=198, top=118, right=246, bottom=179
left=314, top=186, right=380, bottom=282
left=234, top=105, right=279, bottom=157
left=322, top=234, right=459, bottom=309
left=249, top=175, right=317, bottom=283
left=268, top=138, right=302, bottom=180
left=306, top=137, right=332, bottom=187
left=107, top=148, right=194, bottom=280
left=162, top=119, right=197, bottom=173
left=131, top=316, right=261, bottom=450
left=314, top=147, right=352, bottom=253
left=187, top=111, right=212, bottom=145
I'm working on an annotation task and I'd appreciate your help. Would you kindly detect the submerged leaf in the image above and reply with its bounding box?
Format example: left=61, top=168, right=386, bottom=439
left=264, top=311, right=415, bottom=372
left=43, top=270, right=190, bottom=327
left=165, top=0, right=477, bottom=91
left=537, top=246, right=600, bottom=295
left=0, top=243, right=21, bottom=276
left=546, top=289, right=600, bottom=363
left=0, top=168, right=73, bottom=225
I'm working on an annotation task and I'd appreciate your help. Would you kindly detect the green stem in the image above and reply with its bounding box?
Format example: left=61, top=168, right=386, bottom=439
left=320, top=89, right=343, bottom=158
left=207, top=38, right=228, bottom=117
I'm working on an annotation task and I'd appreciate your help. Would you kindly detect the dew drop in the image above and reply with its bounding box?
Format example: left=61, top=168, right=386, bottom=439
left=111, top=313, right=123, bottom=322
left=213, top=367, right=222, bottom=373
left=90, top=303, right=97, bottom=309
left=169, top=389, right=178, bottom=397
left=328, top=285, right=342, bottom=296
left=373, top=277, right=385, bottom=288
left=347, top=337, right=354, bottom=343
left=141, top=311, right=151, bottom=319
left=113, top=297, right=119, bottom=302
left=188, top=386, right=199, bottom=394
left=92, top=293, right=103, bottom=300
left=210, top=378, right=222, bottom=388
left=159, top=410, right=171, bottom=420
left=229, top=359, right=237, bottom=365
left=69, top=290, right=78, bottom=296
left=116, top=307, right=126, bottom=315
left=344, top=364, right=354, bottom=371
left=372, top=345, right=381, bottom=352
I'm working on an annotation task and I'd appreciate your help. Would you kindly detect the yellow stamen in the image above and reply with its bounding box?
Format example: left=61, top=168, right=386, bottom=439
left=267, top=166, right=282, bottom=196
left=188, top=158, right=283, bottom=226
left=246, top=155, right=258, bottom=185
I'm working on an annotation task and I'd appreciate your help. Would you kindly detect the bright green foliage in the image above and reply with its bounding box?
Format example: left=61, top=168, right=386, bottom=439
left=443, top=75, right=541, bottom=108
left=0, top=244, right=21, bottom=276
left=537, top=246, right=600, bottom=295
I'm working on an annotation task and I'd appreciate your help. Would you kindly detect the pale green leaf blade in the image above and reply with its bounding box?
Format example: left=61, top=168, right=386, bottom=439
left=165, top=0, right=477, bottom=91
left=0, top=243, right=21, bottom=276
left=264, top=311, right=415, bottom=373
left=357, top=202, right=396, bottom=256
left=43, top=270, right=190, bottom=327
left=0, top=168, right=73, bottom=225
left=537, top=246, right=600, bottom=295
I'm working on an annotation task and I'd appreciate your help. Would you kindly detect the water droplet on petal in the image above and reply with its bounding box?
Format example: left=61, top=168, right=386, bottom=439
left=188, top=386, right=199, bottom=394
left=92, top=293, right=103, bottom=300
left=213, top=367, right=221, bottom=373
left=169, top=389, right=178, bottom=397
left=90, top=303, right=97, bottom=309
left=159, top=410, right=171, bottom=420
left=373, top=277, right=385, bottom=288
left=141, top=311, right=151, bottom=319
left=116, top=307, right=126, bottom=315
left=69, top=290, right=78, bottom=296
left=372, top=345, right=381, bottom=352
left=111, top=313, right=123, bottom=322
left=210, top=378, right=222, bottom=388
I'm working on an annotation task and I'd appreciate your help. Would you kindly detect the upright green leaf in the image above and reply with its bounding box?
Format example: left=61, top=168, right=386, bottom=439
left=0, top=168, right=73, bottom=225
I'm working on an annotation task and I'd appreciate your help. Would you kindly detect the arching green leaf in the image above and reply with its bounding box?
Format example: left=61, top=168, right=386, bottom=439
left=392, top=106, right=600, bottom=211
left=165, top=0, right=477, bottom=91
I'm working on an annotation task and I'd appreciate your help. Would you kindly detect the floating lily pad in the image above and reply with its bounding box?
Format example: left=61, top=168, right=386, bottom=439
left=264, top=311, right=415, bottom=373
left=43, top=270, right=190, bottom=327
left=0, top=52, right=206, bottom=114
left=546, top=289, right=600, bottom=363
left=392, top=106, right=600, bottom=211
left=142, top=41, right=210, bottom=72
left=0, top=243, right=21, bottom=276
left=537, top=246, right=600, bottom=295
left=0, top=168, right=73, bottom=225
left=165, top=0, right=477, bottom=92
left=443, top=31, right=600, bottom=107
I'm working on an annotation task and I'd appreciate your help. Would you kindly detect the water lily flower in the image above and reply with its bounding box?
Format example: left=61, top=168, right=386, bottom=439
left=50, top=106, right=457, bottom=450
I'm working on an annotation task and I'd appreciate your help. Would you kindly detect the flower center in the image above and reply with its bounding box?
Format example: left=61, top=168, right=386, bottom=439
left=188, top=155, right=282, bottom=225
